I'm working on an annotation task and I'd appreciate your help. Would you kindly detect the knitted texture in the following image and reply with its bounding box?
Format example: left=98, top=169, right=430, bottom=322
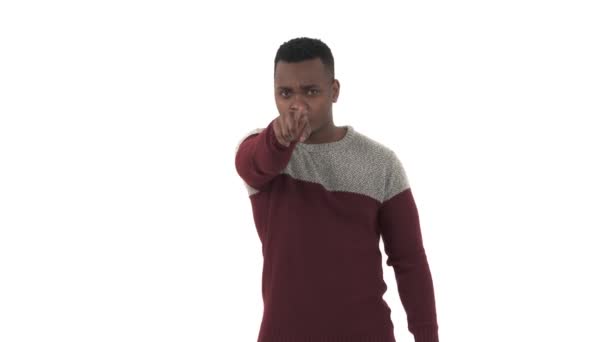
left=235, top=118, right=439, bottom=342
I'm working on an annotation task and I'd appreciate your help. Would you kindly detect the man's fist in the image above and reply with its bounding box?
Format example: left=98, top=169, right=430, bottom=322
left=272, top=111, right=312, bottom=147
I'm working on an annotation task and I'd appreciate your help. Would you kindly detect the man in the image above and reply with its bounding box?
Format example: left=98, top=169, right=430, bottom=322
left=234, top=37, right=439, bottom=342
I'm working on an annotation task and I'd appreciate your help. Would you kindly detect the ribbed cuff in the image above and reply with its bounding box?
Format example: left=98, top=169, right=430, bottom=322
left=411, top=326, right=439, bottom=342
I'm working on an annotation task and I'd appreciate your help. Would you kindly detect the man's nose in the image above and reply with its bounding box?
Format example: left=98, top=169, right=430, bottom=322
left=290, top=96, right=309, bottom=113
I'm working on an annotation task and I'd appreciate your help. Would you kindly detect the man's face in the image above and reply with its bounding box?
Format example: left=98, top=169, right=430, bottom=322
left=274, top=58, right=339, bottom=131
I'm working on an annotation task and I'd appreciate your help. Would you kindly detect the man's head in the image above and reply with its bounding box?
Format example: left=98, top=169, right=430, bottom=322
left=273, top=37, right=340, bottom=132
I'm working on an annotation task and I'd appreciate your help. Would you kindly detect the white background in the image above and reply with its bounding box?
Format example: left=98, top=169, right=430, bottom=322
left=1, top=1, right=607, bottom=341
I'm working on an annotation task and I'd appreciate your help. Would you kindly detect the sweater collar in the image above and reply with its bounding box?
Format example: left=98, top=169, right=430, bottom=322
left=296, top=125, right=355, bottom=152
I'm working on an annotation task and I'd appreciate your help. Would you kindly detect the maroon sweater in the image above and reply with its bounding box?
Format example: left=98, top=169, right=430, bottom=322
left=234, top=118, right=439, bottom=342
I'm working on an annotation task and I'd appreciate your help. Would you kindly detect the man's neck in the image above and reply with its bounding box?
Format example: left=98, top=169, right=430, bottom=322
left=304, top=122, right=347, bottom=144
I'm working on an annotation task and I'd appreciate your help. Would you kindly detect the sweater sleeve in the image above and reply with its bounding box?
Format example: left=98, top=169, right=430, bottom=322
left=234, top=118, right=298, bottom=192
left=378, top=151, right=439, bottom=342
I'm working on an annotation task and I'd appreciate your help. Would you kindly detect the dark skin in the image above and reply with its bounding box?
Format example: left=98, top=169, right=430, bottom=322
left=273, top=58, right=345, bottom=147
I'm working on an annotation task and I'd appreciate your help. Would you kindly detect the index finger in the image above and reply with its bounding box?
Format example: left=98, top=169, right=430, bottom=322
left=296, top=111, right=309, bottom=128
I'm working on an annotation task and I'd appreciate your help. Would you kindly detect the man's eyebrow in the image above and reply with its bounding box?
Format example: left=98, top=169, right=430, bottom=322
left=276, top=84, right=320, bottom=90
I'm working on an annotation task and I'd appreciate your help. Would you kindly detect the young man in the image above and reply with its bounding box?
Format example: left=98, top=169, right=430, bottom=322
left=234, top=37, right=439, bottom=342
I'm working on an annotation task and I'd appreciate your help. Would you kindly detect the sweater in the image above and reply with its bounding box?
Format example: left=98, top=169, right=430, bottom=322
left=234, top=118, right=439, bottom=342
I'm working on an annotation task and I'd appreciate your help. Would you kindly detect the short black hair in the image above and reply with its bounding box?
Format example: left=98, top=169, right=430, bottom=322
left=274, top=37, right=335, bottom=80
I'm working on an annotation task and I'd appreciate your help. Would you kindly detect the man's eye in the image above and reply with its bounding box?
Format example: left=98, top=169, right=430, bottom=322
left=280, top=90, right=290, bottom=97
left=308, top=89, right=319, bottom=95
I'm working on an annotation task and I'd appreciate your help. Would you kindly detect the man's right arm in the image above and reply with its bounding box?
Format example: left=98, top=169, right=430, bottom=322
left=234, top=118, right=297, bottom=192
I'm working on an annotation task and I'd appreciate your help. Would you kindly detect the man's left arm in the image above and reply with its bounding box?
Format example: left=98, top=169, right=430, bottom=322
left=378, top=150, right=439, bottom=342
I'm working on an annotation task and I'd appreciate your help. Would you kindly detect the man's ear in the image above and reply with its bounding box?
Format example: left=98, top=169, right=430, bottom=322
left=331, top=79, right=340, bottom=103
